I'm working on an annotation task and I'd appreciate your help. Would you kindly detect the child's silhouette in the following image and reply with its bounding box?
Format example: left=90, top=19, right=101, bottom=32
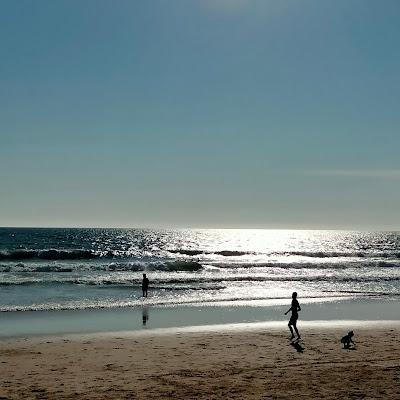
left=341, top=331, right=355, bottom=349
left=285, top=292, right=301, bottom=340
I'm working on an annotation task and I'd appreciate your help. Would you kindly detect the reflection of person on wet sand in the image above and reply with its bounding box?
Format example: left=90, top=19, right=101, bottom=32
left=142, top=273, right=149, bottom=297
left=285, top=292, right=301, bottom=340
left=142, top=307, right=149, bottom=326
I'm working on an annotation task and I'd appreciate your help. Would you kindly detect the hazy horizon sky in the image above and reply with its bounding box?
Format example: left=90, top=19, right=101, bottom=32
left=1, top=0, right=400, bottom=229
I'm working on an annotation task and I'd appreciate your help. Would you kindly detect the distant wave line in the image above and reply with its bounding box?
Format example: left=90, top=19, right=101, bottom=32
left=1, top=260, right=400, bottom=274
left=2, top=275, right=400, bottom=287
left=1, top=248, right=400, bottom=261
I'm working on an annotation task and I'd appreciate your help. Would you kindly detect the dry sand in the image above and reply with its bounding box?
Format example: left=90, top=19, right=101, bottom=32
left=1, top=325, right=399, bottom=399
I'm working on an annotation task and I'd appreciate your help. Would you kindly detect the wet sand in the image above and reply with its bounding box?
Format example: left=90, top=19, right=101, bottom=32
left=1, top=324, right=399, bottom=399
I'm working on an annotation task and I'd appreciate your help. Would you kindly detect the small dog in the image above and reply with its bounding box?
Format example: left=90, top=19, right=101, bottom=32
left=340, top=330, right=355, bottom=349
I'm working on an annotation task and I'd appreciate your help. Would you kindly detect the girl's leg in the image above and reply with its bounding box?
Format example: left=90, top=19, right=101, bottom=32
left=293, top=322, right=300, bottom=339
left=288, top=323, right=295, bottom=339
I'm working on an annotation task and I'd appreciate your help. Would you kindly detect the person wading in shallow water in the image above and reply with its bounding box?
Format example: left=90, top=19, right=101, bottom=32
left=142, top=273, right=149, bottom=297
left=285, top=292, right=301, bottom=340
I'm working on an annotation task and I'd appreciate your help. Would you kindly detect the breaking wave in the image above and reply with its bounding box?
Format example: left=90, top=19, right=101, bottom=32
left=1, top=248, right=400, bottom=261
left=168, top=249, right=252, bottom=256
left=166, top=249, right=400, bottom=258
left=0, top=249, right=98, bottom=261
left=1, top=291, right=397, bottom=312
left=282, top=251, right=400, bottom=258
left=0, top=260, right=203, bottom=273
left=1, top=259, right=400, bottom=275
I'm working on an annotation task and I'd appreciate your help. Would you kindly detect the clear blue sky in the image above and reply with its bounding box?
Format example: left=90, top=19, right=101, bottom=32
left=1, top=0, right=399, bottom=229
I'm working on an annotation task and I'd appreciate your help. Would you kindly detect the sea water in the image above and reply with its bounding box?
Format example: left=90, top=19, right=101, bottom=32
left=0, top=228, right=399, bottom=336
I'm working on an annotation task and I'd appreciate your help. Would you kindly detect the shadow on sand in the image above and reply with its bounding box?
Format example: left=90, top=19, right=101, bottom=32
left=290, top=339, right=305, bottom=353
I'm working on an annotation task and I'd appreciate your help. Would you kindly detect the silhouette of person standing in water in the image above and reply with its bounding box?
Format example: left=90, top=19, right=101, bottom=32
left=142, top=273, right=149, bottom=297
left=285, top=292, right=301, bottom=340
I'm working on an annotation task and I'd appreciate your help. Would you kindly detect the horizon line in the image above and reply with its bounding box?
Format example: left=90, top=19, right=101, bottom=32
left=0, top=225, right=398, bottom=232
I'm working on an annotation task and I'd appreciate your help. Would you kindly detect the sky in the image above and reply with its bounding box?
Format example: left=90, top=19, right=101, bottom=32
left=1, top=0, right=399, bottom=229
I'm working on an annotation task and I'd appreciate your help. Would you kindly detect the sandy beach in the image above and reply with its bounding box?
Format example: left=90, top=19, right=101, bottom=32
left=1, top=323, right=399, bottom=399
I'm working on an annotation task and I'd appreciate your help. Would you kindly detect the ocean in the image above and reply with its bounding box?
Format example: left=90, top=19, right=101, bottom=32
left=1, top=228, right=399, bottom=314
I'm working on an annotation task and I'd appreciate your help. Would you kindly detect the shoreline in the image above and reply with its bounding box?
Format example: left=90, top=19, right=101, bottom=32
left=1, top=296, right=400, bottom=339
left=2, top=319, right=400, bottom=346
